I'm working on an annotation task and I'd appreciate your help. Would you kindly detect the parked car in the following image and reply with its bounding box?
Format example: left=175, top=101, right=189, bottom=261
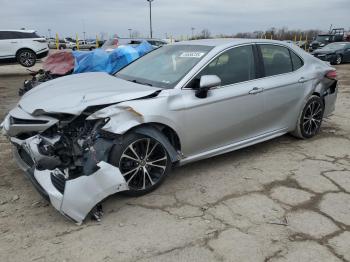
left=1, top=39, right=338, bottom=224
left=102, top=38, right=167, bottom=52
left=310, top=28, right=345, bottom=52
left=64, top=38, right=77, bottom=49
left=295, top=40, right=309, bottom=50
left=312, top=42, right=350, bottom=65
left=47, top=39, right=67, bottom=50
left=0, top=29, right=49, bottom=67
left=71, top=40, right=95, bottom=51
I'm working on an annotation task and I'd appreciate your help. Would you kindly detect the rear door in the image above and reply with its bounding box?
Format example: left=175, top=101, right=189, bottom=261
left=257, top=44, right=306, bottom=132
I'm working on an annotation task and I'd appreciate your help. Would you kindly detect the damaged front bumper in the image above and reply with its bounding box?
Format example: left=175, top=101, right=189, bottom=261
left=10, top=134, right=128, bottom=225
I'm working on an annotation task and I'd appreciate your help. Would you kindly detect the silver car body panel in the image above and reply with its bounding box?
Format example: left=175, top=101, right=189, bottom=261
left=19, top=72, right=161, bottom=115
left=8, top=134, right=128, bottom=224
left=35, top=162, right=128, bottom=224
left=1, top=38, right=338, bottom=223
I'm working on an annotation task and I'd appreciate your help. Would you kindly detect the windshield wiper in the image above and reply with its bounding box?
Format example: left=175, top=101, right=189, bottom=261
left=128, top=79, right=153, bottom=86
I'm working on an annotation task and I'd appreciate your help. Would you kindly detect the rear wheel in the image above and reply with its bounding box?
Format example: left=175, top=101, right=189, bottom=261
left=16, top=49, right=36, bottom=67
left=335, top=54, right=343, bottom=65
left=109, top=133, right=171, bottom=196
left=291, top=95, right=325, bottom=139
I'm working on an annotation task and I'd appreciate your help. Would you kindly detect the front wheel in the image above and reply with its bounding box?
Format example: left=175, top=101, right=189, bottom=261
left=109, top=133, right=171, bottom=196
left=291, top=95, right=325, bottom=139
left=17, top=49, right=36, bottom=67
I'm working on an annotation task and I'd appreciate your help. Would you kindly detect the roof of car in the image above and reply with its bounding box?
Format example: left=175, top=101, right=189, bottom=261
left=0, top=29, right=36, bottom=33
left=173, top=38, right=289, bottom=47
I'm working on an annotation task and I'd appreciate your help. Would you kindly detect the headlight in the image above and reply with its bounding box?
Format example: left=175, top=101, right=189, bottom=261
left=320, top=43, right=325, bottom=47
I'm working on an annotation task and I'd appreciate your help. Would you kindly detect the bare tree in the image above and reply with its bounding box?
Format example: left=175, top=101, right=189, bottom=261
left=198, top=29, right=211, bottom=39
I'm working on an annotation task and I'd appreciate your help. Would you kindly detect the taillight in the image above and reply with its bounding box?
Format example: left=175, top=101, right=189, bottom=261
left=326, top=70, right=337, bottom=80
left=34, top=39, right=47, bottom=43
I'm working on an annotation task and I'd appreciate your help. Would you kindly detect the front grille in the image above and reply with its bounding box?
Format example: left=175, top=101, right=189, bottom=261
left=10, top=117, right=48, bottom=125
left=51, top=172, right=66, bottom=194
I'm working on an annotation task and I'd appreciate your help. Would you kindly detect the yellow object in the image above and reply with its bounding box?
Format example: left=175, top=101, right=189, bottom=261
left=55, top=33, right=59, bottom=50
left=76, top=33, right=80, bottom=50
left=294, top=35, right=297, bottom=42
left=299, top=34, right=302, bottom=42
left=96, top=35, right=99, bottom=48
left=305, top=35, right=308, bottom=51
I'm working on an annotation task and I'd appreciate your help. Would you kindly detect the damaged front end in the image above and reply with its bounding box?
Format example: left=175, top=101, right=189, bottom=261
left=1, top=108, right=128, bottom=224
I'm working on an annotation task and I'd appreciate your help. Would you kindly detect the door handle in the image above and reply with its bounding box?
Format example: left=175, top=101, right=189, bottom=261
left=249, top=87, right=264, bottom=95
left=298, top=77, right=307, bottom=83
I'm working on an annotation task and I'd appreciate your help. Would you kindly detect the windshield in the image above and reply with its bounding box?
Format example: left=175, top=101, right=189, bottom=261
left=322, top=43, right=347, bottom=50
left=116, top=45, right=213, bottom=88
left=316, top=35, right=330, bottom=42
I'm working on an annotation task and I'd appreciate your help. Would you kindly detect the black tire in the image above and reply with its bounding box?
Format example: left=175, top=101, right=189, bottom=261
left=16, top=49, right=36, bottom=67
left=89, top=47, right=95, bottom=51
left=109, top=132, right=172, bottom=196
left=72, top=47, right=77, bottom=51
left=291, top=95, right=325, bottom=139
left=335, top=54, right=343, bottom=65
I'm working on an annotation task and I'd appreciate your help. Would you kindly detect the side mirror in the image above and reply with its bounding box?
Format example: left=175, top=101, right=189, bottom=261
left=195, top=75, right=221, bottom=98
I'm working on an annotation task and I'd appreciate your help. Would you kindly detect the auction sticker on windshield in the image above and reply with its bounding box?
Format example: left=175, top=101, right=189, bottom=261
left=179, top=52, right=205, bottom=58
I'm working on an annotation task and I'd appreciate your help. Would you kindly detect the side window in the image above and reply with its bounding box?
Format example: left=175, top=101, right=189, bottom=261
left=260, top=45, right=293, bottom=77
left=193, top=45, right=256, bottom=87
left=290, top=51, right=303, bottom=71
left=0, top=31, right=14, bottom=40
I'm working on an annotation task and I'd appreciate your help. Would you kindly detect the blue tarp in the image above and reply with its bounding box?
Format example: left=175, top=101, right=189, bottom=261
left=72, top=41, right=154, bottom=74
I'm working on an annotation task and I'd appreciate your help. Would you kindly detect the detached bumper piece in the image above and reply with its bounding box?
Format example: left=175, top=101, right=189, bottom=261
left=33, top=161, right=128, bottom=224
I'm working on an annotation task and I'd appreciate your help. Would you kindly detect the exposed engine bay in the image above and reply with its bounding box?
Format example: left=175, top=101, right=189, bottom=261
left=3, top=109, right=130, bottom=224
left=29, top=116, right=111, bottom=175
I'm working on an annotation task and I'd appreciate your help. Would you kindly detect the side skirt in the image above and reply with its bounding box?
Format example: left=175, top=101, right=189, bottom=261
left=179, top=128, right=288, bottom=166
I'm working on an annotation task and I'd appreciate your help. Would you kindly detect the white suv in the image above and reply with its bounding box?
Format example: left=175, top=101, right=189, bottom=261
left=0, top=30, right=49, bottom=67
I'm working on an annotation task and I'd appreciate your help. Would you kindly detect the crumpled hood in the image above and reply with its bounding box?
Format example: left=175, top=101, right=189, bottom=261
left=19, top=72, right=160, bottom=115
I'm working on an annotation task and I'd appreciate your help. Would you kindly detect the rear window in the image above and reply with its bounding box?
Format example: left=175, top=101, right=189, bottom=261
left=290, top=51, right=303, bottom=71
left=0, top=31, right=40, bottom=39
left=260, top=45, right=293, bottom=77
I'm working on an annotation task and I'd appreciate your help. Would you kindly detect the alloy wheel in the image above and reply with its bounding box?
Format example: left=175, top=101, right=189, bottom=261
left=119, top=138, right=168, bottom=191
left=303, top=100, right=323, bottom=136
left=19, top=51, right=36, bottom=67
left=336, top=55, right=342, bottom=65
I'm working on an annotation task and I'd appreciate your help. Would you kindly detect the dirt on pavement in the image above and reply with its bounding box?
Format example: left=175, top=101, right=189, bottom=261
left=0, top=64, right=349, bottom=262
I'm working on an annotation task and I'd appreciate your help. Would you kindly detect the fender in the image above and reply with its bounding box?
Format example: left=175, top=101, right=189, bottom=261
left=132, top=125, right=181, bottom=163
left=88, top=105, right=182, bottom=163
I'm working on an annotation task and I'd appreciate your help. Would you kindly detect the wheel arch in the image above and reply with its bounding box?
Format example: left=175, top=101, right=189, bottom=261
left=125, top=123, right=182, bottom=163
left=15, top=47, right=36, bottom=57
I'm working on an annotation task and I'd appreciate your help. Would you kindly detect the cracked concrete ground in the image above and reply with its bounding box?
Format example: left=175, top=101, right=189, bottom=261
left=0, top=64, right=349, bottom=262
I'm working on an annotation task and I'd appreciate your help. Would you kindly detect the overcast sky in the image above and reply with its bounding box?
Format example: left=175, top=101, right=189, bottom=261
left=0, top=0, right=349, bottom=39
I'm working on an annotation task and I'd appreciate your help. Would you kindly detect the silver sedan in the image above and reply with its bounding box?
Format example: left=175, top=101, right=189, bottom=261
left=1, top=39, right=338, bottom=224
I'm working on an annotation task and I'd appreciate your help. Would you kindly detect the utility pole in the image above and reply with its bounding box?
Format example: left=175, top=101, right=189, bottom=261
left=191, top=27, right=195, bottom=39
left=128, top=28, right=132, bottom=38
left=147, top=0, right=154, bottom=38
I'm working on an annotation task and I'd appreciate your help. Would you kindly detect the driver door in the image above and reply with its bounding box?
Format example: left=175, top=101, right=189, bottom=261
left=179, top=45, right=266, bottom=157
